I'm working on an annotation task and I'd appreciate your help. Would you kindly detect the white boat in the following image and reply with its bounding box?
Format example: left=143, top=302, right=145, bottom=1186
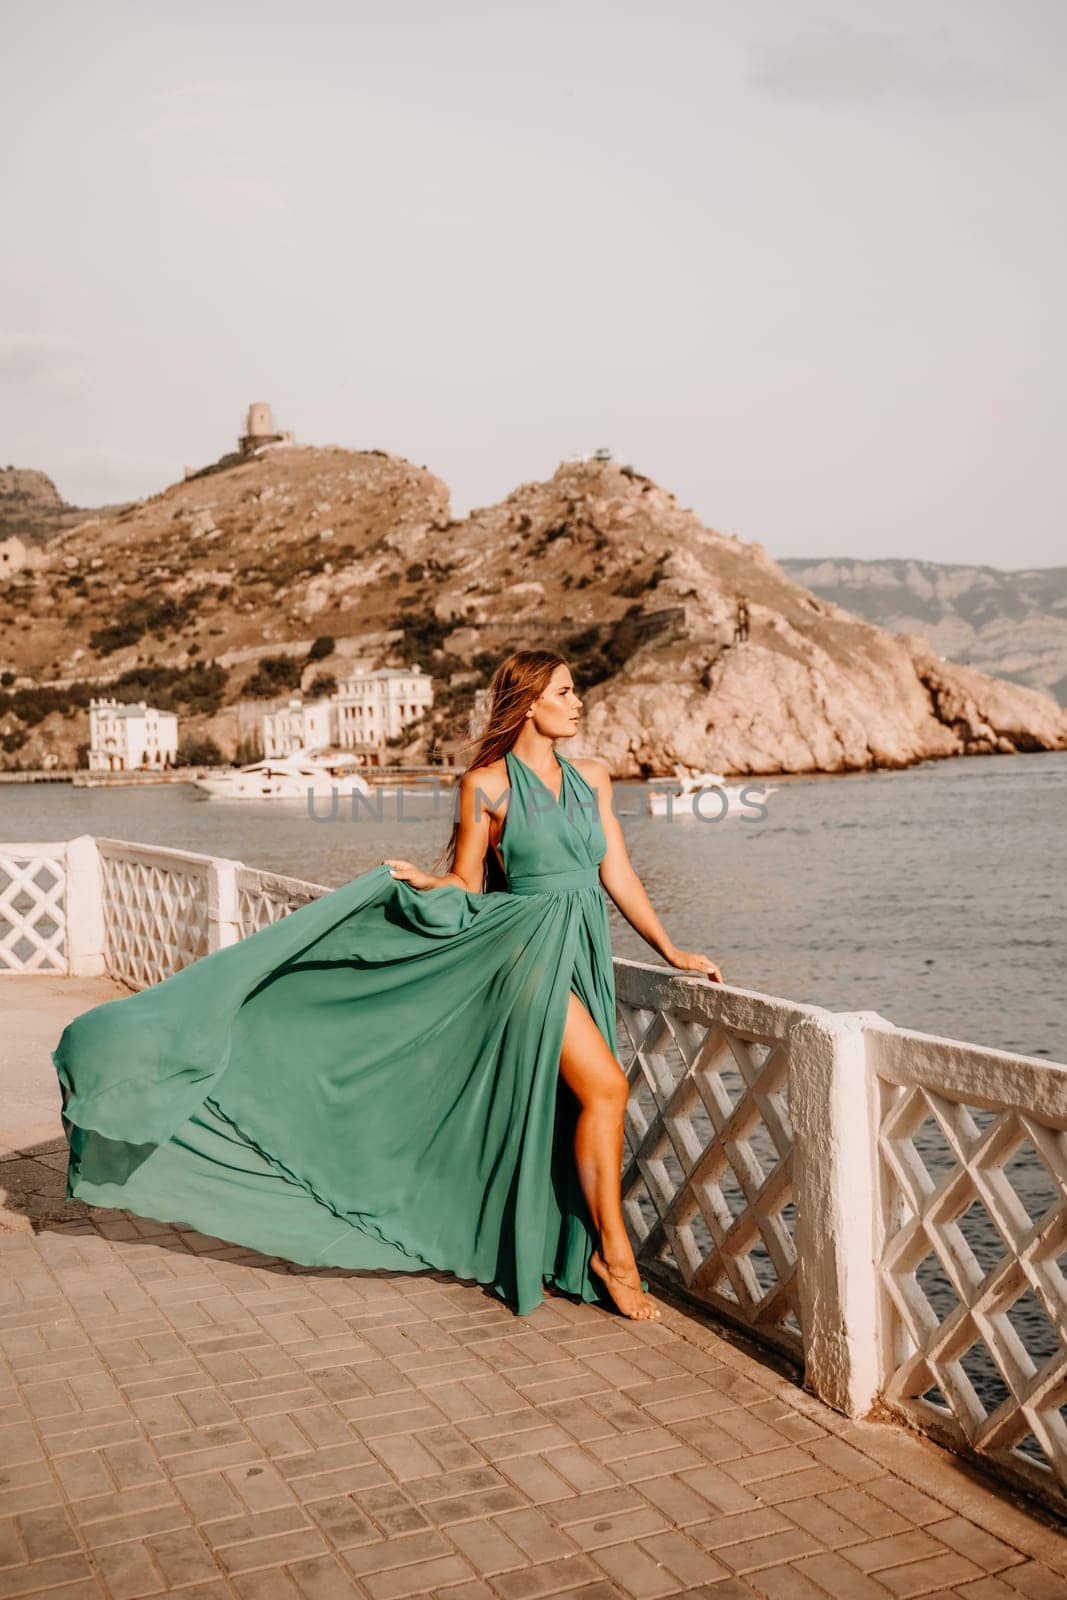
left=648, top=769, right=778, bottom=818
left=194, top=748, right=382, bottom=800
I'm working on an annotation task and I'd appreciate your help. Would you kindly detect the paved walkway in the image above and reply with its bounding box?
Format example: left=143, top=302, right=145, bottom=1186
left=1, top=977, right=1065, bottom=1600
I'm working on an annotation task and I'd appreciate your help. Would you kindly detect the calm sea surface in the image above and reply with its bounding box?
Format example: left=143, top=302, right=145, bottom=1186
left=3, top=749, right=1064, bottom=1059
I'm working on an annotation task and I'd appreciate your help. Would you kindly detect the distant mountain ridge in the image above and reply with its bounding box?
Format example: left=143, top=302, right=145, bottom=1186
left=780, top=557, right=1067, bottom=705
left=0, top=467, right=130, bottom=547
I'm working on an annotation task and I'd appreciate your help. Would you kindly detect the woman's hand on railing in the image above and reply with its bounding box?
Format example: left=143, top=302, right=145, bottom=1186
left=380, top=858, right=443, bottom=891
left=665, top=946, right=724, bottom=983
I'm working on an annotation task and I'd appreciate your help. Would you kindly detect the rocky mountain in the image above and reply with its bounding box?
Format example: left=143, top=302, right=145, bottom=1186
left=1, top=444, right=1065, bottom=773
left=0, top=467, right=128, bottom=547
left=781, top=557, right=1067, bottom=706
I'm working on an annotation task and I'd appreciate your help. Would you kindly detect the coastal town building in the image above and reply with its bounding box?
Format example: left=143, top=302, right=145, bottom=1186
left=88, top=698, right=178, bottom=772
left=262, top=696, right=332, bottom=758
left=333, top=667, right=433, bottom=751
left=259, top=670, right=434, bottom=761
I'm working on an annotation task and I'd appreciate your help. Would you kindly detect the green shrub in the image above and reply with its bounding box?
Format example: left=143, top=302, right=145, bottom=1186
left=242, top=654, right=303, bottom=698
left=177, top=734, right=223, bottom=766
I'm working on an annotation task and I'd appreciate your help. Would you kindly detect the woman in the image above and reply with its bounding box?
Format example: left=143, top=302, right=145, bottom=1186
left=53, top=650, right=724, bottom=1321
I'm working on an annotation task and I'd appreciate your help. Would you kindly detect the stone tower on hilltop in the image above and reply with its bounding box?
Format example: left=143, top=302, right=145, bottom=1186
left=238, top=402, right=294, bottom=458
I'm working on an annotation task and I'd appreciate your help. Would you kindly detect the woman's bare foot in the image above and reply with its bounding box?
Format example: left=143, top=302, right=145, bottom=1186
left=590, top=1249, right=661, bottom=1320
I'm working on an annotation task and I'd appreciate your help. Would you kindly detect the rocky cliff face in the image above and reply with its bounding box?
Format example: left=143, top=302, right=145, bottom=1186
left=1, top=448, right=1064, bottom=774
left=781, top=556, right=1067, bottom=706
left=426, top=463, right=1067, bottom=774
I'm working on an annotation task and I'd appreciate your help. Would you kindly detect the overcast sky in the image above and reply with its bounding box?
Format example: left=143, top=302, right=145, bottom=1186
left=2, top=1, right=1064, bottom=566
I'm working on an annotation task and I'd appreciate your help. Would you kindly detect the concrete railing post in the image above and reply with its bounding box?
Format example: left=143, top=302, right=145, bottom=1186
left=207, top=857, right=242, bottom=951
left=64, top=834, right=106, bottom=977
left=789, top=1009, right=888, bottom=1416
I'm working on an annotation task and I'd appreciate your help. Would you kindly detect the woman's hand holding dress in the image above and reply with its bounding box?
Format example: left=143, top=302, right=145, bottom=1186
left=381, top=858, right=449, bottom=890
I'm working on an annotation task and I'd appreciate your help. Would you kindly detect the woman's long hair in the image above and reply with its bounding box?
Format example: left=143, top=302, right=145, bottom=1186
left=430, top=648, right=568, bottom=891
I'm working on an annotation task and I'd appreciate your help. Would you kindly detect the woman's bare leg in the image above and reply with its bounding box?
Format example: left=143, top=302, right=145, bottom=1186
left=557, top=989, right=660, bottom=1320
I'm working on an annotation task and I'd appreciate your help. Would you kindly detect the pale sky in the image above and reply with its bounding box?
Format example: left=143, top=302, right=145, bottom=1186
left=2, top=0, right=1064, bottom=566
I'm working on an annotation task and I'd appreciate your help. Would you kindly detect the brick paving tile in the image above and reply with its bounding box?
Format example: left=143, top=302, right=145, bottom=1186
left=999, top=1563, right=1067, bottom=1599
left=540, top=1445, right=619, bottom=1494
left=873, top=1552, right=985, bottom=1595
left=215, top=1526, right=331, bottom=1575
left=861, top=1481, right=951, bottom=1529
left=491, top=1506, right=581, bottom=1563
left=712, top=1529, right=823, bottom=1577
left=89, top=1540, right=165, bottom=1599
left=694, top=1509, right=794, bottom=1555
left=676, top=1467, right=760, bottom=1517
left=789, top=1551, right=897, bottom=1598
left=201, top=1502, right=312, bottom=1549
left=537, top=1398, right=621, bottom=1444
left=589, top=1541, right=683, bottom=1598
left=363, top=1554, right=476, bottom=1599
left=610, top=1447, right=719, bottom=1486
left=542, top=1486, right=647, bottom=1527
left=635, top=1474, right=728, bottom=1529
left=490, top=1552, right=602, bottom=1598
left=1, top=1195, right=1066, bottom=1600
left=446, top=1518, right=527, bottom=1574
left=495, top=1455, right=576, bottom=1504
left=78, top=1503, right=192, bottom=1550
left=354, top=1483, right=432, bottom=1537
left=832, top=1426, right=1067, bottom=1575
left=701, top=1581, right=765, bottom=1600
left=843, top=1530, right=952, bottom=1573
left=804, top=1438, right=884, bottom=1484
left=428, top=1580, right=499, bottom=1600
left=340, top=1529, right=451, bottom=1578
left=566, top=1507, right=672, bottom=1551
left=635, top=1529, right=732, bottom=1587
left=143, top=1527, right=219, bottom=1586
left=748, top=1567, right=834, bottom=1599
left=780, top=1497, right=873, bottom=1551
left=816, top=1489, right=913, bottom=1541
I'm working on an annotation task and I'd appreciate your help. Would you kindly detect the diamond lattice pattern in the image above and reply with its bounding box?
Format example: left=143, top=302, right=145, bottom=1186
left=237, top=876, right=320, bottom=936
left=100, top=854, right=209, bottom=987
left=0, top=853, right=66, bottom=972
left=879, top=1081, right=1067, bottom=1500
left=617, top=999, right=800, bottom=1354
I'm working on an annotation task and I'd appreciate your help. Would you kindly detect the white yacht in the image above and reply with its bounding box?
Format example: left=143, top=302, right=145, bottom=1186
left=194, top=748, right=383, bottom=801
left=648, top=769, right=778, bottom=818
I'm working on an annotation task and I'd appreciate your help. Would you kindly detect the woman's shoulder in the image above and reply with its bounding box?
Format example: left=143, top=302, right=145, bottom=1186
left=461, top=756, right=509, bottom=796
left=567, top=754, right=611, bottom=789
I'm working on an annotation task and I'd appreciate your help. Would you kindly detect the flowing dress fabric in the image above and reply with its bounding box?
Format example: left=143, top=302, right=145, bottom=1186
left=51, top=749, right=625, bottom=1315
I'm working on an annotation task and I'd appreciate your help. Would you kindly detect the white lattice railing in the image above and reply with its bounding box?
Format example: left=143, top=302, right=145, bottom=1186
left=870, top=1025, right=1067, bottom=1505
left=4, top=833, right=1066, bottom=1512
left=0, top=842, right=68, bottom=972
left=616, top=962, right=809, bottom=1359
left=235, top=863, right=331, bottom=935
left=97, top=840, right=214, bottom=987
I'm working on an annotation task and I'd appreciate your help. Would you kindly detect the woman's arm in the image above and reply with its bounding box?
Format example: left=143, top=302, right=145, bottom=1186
left=384, top=767, right=502, bottom=893
left=583, top=758, right=723, bottom=982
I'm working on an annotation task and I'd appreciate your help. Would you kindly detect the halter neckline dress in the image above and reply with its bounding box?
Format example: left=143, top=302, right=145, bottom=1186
left=52, top=746, right=639, bottom=1315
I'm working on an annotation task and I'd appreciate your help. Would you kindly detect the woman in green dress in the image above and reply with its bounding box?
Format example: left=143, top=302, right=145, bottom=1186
left=53, top=649, right=723, bottom=1322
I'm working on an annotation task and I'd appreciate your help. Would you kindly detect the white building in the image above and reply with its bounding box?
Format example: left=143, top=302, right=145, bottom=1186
left=262, top=697, right=333, bottom=758
left=89, top=699, right=178, bottom=772
left=334, top=667, right=433, bottom=751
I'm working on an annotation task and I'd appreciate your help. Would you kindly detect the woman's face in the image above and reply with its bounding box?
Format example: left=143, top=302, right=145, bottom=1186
left=531, top=664, right=583, bottom=738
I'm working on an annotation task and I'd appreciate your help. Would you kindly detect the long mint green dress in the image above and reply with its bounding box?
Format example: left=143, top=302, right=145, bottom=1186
left=52, top=748, right=632, bottom=1316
